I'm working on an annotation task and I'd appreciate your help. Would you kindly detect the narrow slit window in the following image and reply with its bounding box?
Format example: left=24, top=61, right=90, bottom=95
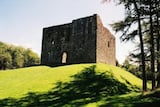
left=108, top=41, right=110, bottom=47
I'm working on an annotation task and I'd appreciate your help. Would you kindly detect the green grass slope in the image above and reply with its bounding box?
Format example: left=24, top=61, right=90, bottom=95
left=0, top=63, right=142, bottom=99
left=0, top=63, right=158, bottom=107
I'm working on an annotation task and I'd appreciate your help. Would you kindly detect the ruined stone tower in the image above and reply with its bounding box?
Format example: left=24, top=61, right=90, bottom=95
left=41, top=14, right=116, bottom=66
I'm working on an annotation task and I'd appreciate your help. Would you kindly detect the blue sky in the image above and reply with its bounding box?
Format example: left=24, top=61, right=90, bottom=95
left=0, top=0, right=135, bottom=63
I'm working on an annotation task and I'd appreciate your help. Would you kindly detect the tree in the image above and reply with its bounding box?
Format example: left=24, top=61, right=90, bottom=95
left=0, top=41, right=40, bottom=70
left=24, top=49, right=40, bottom=67
left=156, top=0, right=160, bottom=88
left=148, top=0, right=156, bottom=90
left=0, top=52, right=12, bottom=70
left=11, top=47, right=25, bottom=68
left=122, top=57, right=141, bottom=78
left=140, top=0, right=160, bottom=89
left=105, top=0, right=147, bottom=91
left=104, top=0, right=160, bottom=91
left=0, top=42, right=12, bottom=69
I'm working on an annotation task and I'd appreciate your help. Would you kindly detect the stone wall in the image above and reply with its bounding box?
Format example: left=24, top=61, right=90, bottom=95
left=41, top=14, right=116, bottom=66
left=96, top=15, right=116, bottom=65
left=41, top=23, right=72, bottom=65
left=41, top=15, right=97, bottom=66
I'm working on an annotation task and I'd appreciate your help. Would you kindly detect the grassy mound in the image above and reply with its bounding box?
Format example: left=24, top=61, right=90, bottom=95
left=1, top=63, right=158, bottom=107
left=0, top=63, right=142, bottom=99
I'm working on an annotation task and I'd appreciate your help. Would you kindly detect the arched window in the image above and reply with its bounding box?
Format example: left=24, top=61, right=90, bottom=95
left=62, top=52, right=67, bottom=63
left=51, top=41, right=54, bottom=45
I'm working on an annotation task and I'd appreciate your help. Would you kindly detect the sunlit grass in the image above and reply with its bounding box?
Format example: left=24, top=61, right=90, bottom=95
left=0, top=63, right=159, bottom=106
left=0, top=63, right=145, bottom=99
left=0, top=64, right=93, bottom=99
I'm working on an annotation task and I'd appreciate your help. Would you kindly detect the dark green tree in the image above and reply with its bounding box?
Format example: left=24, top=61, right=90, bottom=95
left=24, top=49, right=40, bottom=67
left=104, top=0, right=160, bottom=91
left=0, top=41, right=40, bottom=70
left=108, top=0, right=147, bottom=91
left=0, top=52, right=12, bottom=70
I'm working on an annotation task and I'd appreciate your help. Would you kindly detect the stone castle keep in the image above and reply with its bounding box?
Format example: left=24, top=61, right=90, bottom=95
left=41, top=14, right=116, bottom=66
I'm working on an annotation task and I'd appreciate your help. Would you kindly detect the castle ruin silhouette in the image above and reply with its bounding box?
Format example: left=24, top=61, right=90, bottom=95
left=41, top=14, right=116, bottom=66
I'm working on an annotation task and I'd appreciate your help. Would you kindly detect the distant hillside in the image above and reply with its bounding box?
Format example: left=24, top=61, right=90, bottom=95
left=1, top=63, right=158, bottom=107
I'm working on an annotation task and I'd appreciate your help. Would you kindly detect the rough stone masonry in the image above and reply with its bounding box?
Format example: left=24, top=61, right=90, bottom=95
left=41, top=14, right=116, bottom=66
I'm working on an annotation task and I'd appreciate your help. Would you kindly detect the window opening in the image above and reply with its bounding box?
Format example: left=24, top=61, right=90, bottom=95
left=108, top=41, right=110, bottom=47
left=62, top=52, right=67, bottom=64
left=51, top=41, right=54, bottom=45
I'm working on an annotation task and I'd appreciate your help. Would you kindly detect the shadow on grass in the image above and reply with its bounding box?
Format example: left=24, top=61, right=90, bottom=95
left=1, top=65, right=159, bottom=107
left=100, top=93, right=160, bottom=107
